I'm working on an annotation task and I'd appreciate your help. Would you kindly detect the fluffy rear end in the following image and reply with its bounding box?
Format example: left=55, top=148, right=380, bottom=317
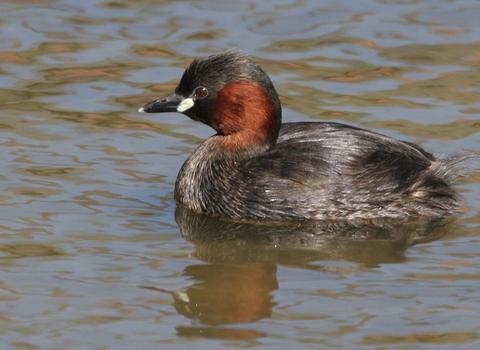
left=411, top=153, right=471, bottom=215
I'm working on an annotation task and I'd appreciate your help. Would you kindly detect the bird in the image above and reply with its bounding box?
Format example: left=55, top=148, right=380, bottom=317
left=139, top=51, right=466, bottom=221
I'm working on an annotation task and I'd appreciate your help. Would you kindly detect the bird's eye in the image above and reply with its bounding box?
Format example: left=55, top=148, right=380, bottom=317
left=194, top=86, right=208, bottom=99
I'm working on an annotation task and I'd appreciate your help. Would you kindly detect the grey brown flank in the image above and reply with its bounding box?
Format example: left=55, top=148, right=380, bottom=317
left=175, top=121, right=466, bottom=221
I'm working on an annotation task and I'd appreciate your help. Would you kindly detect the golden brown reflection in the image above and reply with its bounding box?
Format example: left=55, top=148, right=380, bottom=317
left=0, top=243, right=61, bottom=260
left=42, top=65, right=136, bottom=83
left=144, top=261, right=276, bottom=339
left=144, top=207, right=462, bottom=336
left=173, top=263, right=277, bottom=325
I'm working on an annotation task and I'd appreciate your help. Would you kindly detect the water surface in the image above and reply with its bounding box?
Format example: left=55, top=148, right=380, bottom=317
left=0, top=0, right=479, bottom=349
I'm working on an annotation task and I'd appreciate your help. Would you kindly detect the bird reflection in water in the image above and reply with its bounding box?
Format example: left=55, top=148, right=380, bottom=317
left=144, top=207, right=454, bottom=340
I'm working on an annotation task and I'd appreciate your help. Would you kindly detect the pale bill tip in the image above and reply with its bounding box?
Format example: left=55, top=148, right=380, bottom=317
left=174, top=291, right=190, bottom=303
left=138, top=107, right=145, bottom=112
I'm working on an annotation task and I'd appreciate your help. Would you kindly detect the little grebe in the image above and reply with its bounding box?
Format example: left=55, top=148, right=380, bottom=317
left=139, top=51, right=465, bottom=221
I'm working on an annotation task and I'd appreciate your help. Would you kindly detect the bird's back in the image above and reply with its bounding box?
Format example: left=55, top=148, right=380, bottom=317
left=239, top=122, right=464, bottom=220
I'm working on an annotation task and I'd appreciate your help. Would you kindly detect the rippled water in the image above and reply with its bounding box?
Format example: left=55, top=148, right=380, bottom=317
left=0, top=0, right=479, bottom=349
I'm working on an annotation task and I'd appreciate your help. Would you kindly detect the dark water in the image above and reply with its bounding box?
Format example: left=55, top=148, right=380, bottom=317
left=0, top=0, right=479, bottom=349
